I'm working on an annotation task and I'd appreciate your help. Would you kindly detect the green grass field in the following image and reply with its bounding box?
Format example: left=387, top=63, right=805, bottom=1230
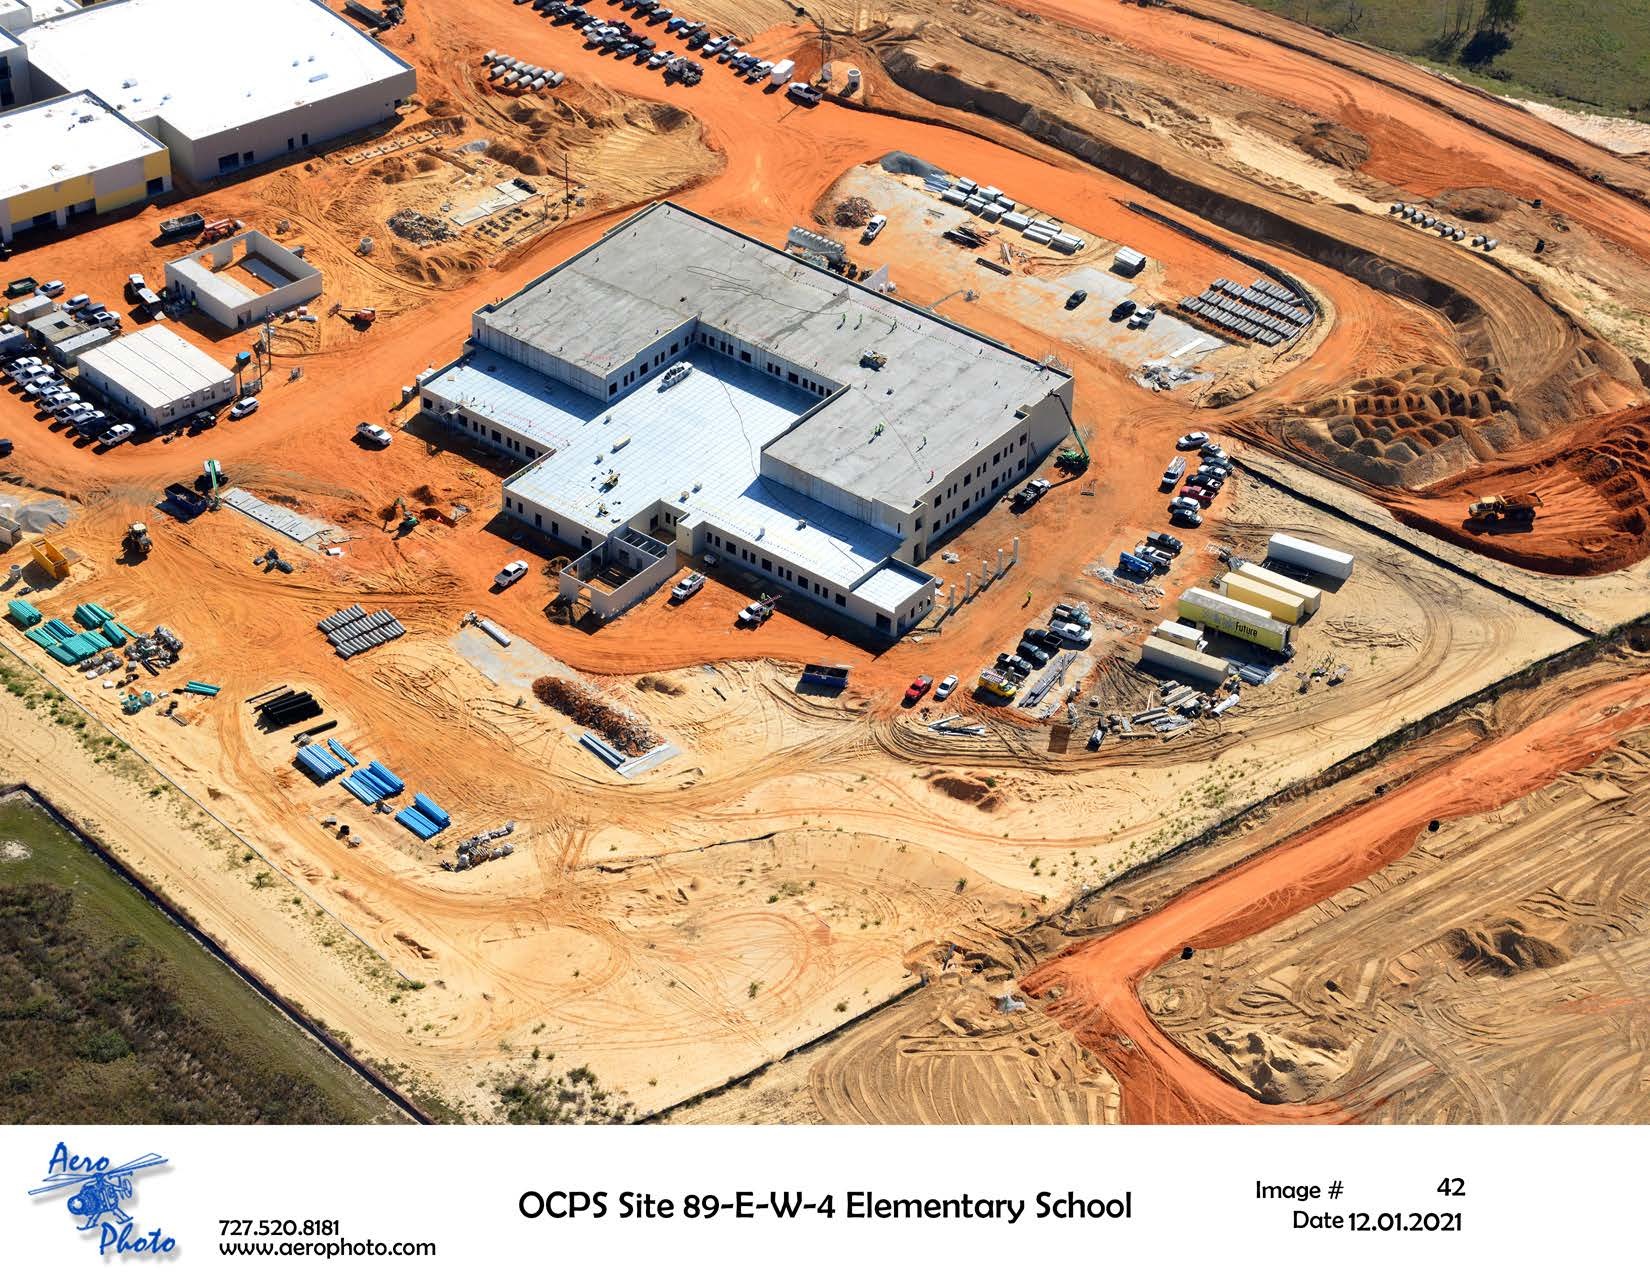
left=1241, top=1, right=1650, bottom=119
left=0, top=791, right=401, bottom=1124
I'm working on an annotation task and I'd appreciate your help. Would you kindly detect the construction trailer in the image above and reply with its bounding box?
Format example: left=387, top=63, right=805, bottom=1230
left=1219, top=572, right=1309, bottom=624
left=1177, top=586, right=1291, bottom=653
left=1152, top=619, right=1206, bottom=649
left=1230, top=560, right=1322, bottom=616
left=1267, top=532, right=1353, bottom=582
left=1140, top=635, right=1227, bottom=683
left=75, top=325, right=234, bottom=426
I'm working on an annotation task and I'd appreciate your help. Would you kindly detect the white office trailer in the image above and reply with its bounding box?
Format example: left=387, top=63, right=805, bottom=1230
left=165, top=229, right=322, bottom=330
left=19, top=0, right=416, bottom=182
left=0, top=90, right=168, bottom=244
left=421, top=203, right=1075, bottom=633
left=76, top=326, right=234, bottom=426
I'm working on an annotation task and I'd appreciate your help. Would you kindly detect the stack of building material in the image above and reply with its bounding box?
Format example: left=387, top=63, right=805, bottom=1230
left=341, top=760, right=405, bottom=806
left=258, top=688, right=324, bottom=728
left=73, top=602, right=116, bottom=628
left=327, top=738, right=358, bottom=766
left=295, top=745, right=346, bottom=782
left=318, top=603, right=404, bottom=658
left=102, top=620, right=134, bottom=645
left=396, top=792, right=452, bottom=840
left=7, top=600, right=42, bottom=628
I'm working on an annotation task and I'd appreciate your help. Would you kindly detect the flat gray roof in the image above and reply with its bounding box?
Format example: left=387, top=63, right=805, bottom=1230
left=480, top=202, right=1069, bottom=513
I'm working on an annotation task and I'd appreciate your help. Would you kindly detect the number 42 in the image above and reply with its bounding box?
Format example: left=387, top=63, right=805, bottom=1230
left=1437, top=1178, right=1466, bottom=1197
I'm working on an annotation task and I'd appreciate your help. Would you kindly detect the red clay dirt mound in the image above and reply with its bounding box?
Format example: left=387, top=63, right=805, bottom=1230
left=1388, top=403, right=1650, bottom=575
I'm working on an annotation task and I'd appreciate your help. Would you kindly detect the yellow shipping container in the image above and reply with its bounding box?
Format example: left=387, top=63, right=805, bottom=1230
left=1232, top=561, right=1321, bottom=615
left=1177, top=587, right=1291, bottom=653
left=1220, top=573, right=1308, bottom=624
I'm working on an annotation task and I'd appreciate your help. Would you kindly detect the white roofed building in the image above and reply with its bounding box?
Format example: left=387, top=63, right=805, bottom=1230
left=20, top=0, right=416, bottom=181
left=0, top=90, right=168, bottom=243
left=76, top=325, right=234, bottom=426
left=421, top=203, right=1076, bottom=634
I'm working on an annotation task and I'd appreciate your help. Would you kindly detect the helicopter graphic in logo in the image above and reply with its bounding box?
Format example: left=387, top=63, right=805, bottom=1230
left=30, top=1144, right=176, bottom=1255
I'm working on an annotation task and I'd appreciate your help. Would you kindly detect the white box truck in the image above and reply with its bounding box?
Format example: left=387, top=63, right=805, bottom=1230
left=770, top=58, right=795, bottom=85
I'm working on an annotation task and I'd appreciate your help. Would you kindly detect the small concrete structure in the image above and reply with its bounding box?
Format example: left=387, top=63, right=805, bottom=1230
left=75, top=325, right=234, bottom=426
left=165, top=229, right=321, bottom=330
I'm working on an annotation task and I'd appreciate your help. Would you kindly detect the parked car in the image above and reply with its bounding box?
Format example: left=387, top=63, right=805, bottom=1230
left=670, top=571, right=705, bottom=602
left=1137, top=546, right=1173, bottom=571
left=1011, top=477, right=1052, bottom=510
left=1175, top=431, right=1209, bottom=450
left=1161, top=456, right=1186, bottom=487
left=1023, top=628, right=1060, bottom=653
left=934, top=674, right=958, bottom=701
left=1170, top=506, right=1203, bottom=528
left=493, top=560, right=530, bottom=590
left=648, top=50, right=671, bottom=68
left=1145, top=531, right=1183, bottom=555
left=1127, top=306, right=1157, bottom=329
left=228, top=396, right=259, bottom=419
left=1016, top=640, right=1050, bottom=668
left=1179, top=484, right=1215, bottom=508
left=1194, top=473, right=1224, bottom=492
left=862, top=214, right=887, bottom=243
left=997, top=652, right=1033, bottom=680
left=98, top=423, right=135, bottom=446
left=1051, top=620, right=1092, bottom=646
left=1199, top=441, right=1227, bottom=459
left=1109, top=298, right=1137, bottom=321
left=38, top=280, right=65, bottom=298
left=903, top=675, right=934, bottom=705
left=1065, top=289, right=1087, bottom=310
left=1168, top=495, right=1201, bottom=514
left=355, top=422, right=393, bottom=447
left=787, top=82, right=823, bottom=105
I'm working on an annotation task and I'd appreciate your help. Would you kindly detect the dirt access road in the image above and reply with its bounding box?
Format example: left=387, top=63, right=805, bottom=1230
left=1020, top=666, right=1650, bottom=1122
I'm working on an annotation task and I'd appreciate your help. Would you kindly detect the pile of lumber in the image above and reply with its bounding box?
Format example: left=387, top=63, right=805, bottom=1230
left=531, top=676, right=659, bottom=757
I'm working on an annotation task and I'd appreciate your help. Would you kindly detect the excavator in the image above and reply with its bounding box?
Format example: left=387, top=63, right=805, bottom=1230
left=1466, top=492, right=1543, bottom=525
left=392, top=497, right=419, bottom=536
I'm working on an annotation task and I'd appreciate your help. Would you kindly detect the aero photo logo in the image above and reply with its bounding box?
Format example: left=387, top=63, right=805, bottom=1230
left=28, top=1142, right=178, bottom=1257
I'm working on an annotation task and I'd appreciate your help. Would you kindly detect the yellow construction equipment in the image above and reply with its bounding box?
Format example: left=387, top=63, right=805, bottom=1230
left=1467, top=492, right=1543, bottom=525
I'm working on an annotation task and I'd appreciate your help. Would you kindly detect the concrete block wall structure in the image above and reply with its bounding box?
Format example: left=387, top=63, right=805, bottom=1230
left=164, top=229, right=322, bottom=330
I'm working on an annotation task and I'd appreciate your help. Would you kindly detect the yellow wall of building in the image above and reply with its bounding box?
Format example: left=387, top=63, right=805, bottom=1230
left=95, top=182, right=148, bottom=214
left=142, top=151, right=171, bottom=184
left=6, top=174, right=94, bottom=225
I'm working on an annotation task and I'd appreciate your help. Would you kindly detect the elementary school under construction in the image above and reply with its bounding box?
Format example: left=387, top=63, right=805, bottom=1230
left=421, top=202, right=1074, bottom=634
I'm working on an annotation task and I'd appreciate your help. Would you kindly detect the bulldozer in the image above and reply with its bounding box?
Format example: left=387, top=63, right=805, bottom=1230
left=1467, top=492, right=1543, bottom=525
left=123, top=522, right=152, bottom=559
